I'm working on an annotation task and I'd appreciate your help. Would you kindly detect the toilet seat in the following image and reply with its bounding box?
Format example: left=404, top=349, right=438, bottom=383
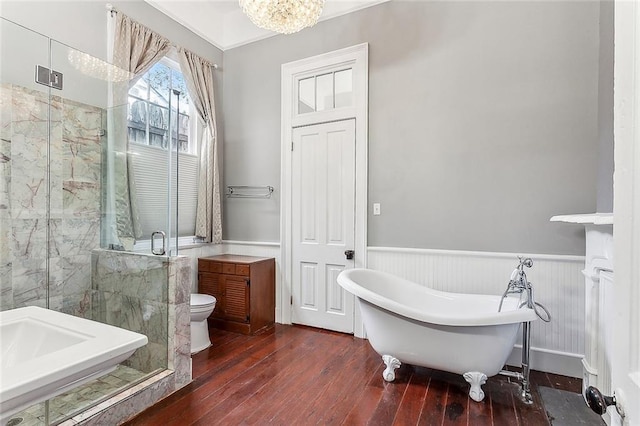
left=191, top=293, right=216, bottom=309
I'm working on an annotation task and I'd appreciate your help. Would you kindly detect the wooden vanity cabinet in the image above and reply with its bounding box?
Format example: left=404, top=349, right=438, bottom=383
left=198, top=254, right=275, bottom=335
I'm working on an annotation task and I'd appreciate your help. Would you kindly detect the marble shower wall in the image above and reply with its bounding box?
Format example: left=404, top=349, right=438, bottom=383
left=0, top=83, right=102, bottom=314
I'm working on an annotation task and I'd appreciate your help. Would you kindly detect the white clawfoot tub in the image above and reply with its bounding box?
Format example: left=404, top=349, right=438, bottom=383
left=337, top=268, right=537, bottom=402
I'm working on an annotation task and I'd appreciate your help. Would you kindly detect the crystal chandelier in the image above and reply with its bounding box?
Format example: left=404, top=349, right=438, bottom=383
left=240, top=0, right=325, bottom=35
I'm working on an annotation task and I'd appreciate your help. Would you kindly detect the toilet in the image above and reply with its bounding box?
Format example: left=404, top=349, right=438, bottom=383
left=190, top=293, right=216, bottom=354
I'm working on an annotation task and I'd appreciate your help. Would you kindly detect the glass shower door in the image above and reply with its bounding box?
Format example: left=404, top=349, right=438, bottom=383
left=47, top=40, right=108, bottom=318
left=126, top=60, right=183, bottom=256
left=0, top=15, right=51, bottom=426
left=0, top=18, right=52, bottom=313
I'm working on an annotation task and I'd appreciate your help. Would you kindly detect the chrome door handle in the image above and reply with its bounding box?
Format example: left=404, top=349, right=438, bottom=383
left=151, top=231, right=166, bottom=255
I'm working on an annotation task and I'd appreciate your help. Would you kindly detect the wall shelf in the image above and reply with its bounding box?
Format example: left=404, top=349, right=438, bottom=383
left=550, top=213, right=613, bottom=225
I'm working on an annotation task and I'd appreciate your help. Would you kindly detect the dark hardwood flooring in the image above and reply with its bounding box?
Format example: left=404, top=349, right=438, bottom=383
left=125, top=324, right=582, bottom=426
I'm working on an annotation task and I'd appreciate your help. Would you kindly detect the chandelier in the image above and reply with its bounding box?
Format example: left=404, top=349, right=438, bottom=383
left=240, top=0, right=325, bottom=35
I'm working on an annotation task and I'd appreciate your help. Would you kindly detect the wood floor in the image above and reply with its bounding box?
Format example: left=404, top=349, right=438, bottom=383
left=125, top=324, right=582, bottom=426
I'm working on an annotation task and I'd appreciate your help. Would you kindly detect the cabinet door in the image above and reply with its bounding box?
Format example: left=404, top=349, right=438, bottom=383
left=199, top=272, right=225, bottom=319
left=222, top=274, right=250, bottom=323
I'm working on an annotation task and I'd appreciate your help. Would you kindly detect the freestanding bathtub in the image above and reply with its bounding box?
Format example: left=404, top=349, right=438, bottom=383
left=337, top=268, right=538, bottom=402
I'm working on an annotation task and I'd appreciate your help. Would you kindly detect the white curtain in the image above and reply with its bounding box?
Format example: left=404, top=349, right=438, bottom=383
left=177, top=48, right=222, bottom=243
left=108, top=12, right=171, bottom=250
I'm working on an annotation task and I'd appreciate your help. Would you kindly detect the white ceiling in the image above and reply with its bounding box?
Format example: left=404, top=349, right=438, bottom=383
left=145, top=0, right=389, bottom=51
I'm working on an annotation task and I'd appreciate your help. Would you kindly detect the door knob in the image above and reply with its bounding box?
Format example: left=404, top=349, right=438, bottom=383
left=585, top=386, right=616, bottom=416
left=344, top=250, right=354, bottom=260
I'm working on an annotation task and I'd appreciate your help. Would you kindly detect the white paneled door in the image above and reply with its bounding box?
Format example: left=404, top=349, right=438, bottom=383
left=610, top=2, right=640, bottom=424
left=291, top=119, right=355, bottom=333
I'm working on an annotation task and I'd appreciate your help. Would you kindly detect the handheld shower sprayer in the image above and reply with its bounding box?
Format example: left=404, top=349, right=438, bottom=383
left=499, top=256, right=550, bottom=322
left=507, top=256, right=533, bottom=291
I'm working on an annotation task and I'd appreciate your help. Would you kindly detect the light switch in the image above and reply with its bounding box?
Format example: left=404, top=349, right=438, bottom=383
left=373, top=203, right=381, bottom=216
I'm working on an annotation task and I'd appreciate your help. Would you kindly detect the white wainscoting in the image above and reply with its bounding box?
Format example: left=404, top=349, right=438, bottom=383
left=367, top=246, right=585, bottom=378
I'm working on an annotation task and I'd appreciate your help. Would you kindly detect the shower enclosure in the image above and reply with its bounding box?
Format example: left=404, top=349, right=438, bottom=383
left=0, top=17, right=191, bottom=425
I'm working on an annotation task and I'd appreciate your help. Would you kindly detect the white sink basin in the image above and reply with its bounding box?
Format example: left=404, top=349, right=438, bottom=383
left=0, top=306, right=148, bottom=423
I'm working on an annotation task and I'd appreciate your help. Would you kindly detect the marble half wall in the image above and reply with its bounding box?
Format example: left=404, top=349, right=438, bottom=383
left=91, top=249, right=191, bottom=385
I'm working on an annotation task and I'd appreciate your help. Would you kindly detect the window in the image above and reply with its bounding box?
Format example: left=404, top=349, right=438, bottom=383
left=297, top=68, right=353, bottom=114
left=128, top=59, right=194, bottom=154
left=127, top=57, right=200, bottom=244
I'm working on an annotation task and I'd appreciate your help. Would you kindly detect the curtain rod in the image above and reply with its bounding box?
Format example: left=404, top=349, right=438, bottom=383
left=105, top=3, right=219, bottom=70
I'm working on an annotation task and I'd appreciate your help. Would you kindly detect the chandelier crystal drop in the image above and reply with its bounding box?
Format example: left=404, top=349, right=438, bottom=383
left=240, top=0, right=325, bottom=35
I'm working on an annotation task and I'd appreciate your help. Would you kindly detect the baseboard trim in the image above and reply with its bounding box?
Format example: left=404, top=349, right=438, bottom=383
left=506, top=345, right=583, bottom=379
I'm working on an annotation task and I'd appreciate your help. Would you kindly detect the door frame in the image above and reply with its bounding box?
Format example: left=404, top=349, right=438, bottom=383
left=280, top=43, right=368, bottom=337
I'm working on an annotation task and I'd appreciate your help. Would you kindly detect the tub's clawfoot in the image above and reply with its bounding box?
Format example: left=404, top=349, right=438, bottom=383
left=382, top=355, right=401, bottom=382
left=463, top=372, right=487, bottom=402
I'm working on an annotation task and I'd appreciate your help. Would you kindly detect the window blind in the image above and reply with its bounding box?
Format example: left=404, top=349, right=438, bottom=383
left=129, top=143, right=199, bottom=239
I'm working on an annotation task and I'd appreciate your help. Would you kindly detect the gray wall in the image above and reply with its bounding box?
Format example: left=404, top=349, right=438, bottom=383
left=223, top=1, right=600, bottom=255
left=596, top=0, right=614, bottom=213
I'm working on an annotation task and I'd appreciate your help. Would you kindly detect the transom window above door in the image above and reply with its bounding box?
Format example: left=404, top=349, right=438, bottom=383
left=297, top=68, right=353, bottom=114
